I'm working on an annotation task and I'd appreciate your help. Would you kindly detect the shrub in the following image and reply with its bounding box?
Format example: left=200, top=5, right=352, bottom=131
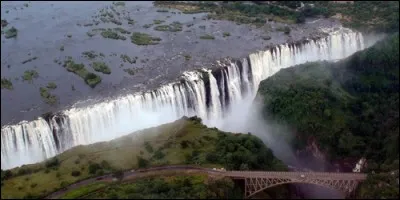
left=1, top=170, right=13, bottom=180
left=206, top=152, right=218, bottom=162
left=124, top=68, right=135, bottom=76
left=91, top=62, right=111, bottom=74
left=100, top=29, right=126, bottom=40
left=153, top=19, right=165, bottom=24
left=96, top=170, right=104, bottom=176
left=137, top=156, right=149, bottom=168
left=153, top=150, right=165, bottom=160
left=30, top=183, right=37, bottom=188
left=45, top=158, right=59, bottom=168
left=71, top=170, right=81, bottom=177
left=130, top=32, right=161, bottom=45
left=5, top=27, right=17, bottom=38
left=60, top=181, right=69, bottom=188
left=1, top=78, right=13, bottom=90
left=180, top=140, right=189, bottom=148
left=223, top=32, right=230, bottom=37
left=100, top=160, right=111, bottom=169
left=1, top=19, right=8, bottom=27
left=22, top=70, right=39, bottom=81
left=88, top=163, right=101, bottom=174
left=144, top=142, right=153, bottom=153
left=84, top=73, right=102, bottom=88
left=114, top=27, right=131, bottom=34
left=200, top=34, right=215, bottom=40
left=18, top=168, right=32, bottom=176
left=46, top=82, right=57, bottom=89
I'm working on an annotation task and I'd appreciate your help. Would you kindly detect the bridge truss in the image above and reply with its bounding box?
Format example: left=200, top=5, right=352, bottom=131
left=227, top=171, right=367, bottom=199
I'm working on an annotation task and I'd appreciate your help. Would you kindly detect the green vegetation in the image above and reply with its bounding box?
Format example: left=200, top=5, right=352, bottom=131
left=130, top=32, right=161, bottom=45
left=63, top=59, right=102, bottom=88
left=153, top=19, right=165, bottom=24
left=21, top=56, right=38, bottom=64
left=60, top=45, right=64, bottom=51
left=155, top=1, right=296, bottom=25
left=258, top=34, right=399, bottom=198
left=86, top=31, right=95, bottom=37
left=113, top=27, right=131, bottom=34
left=127, top=18, right=135, bottom=25
left=60, top=183, right=106, bottom=199
left=1, top=19, right=8, bottom=27
left=222, top=32, right=230, bottom=37
left=154, top=1, right=398, bottom=33
left=100, top=29, right=126, bottom=40
left=112, top=1, right=125, bottom=7
left=91, top=62, right=111, bottom=74
left=183, top=54, right=191, bottom=61
left=85, top=175, right=240, bottom=199
left=39, top=87, right=58, bottom=105
left=5, top=27, right=17, bottom=38
left=1, top=78, right=13, bottom=90
left=109, top=19, right=122, bottom=26
left=200, top=34, right=215, bottom=40
left=312, top=1, right=399, bottom=33
left=120, top=54, right=136, bottom=64
left=82, top=51, right=104, bottom=60
left=1, top=117, right=287, bottom=199
left=46, top=82, right=57, bottom=89
left=22, top=70, right=39, bottom=82
left=123, top=68, right=135, bottom=76
left=142, top=24, right=153, bottom=28
left=154, top=21, right=182, bottom=32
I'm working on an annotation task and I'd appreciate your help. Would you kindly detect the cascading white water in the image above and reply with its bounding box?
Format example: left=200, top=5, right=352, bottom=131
left=1, top=27, right=381, bottom=170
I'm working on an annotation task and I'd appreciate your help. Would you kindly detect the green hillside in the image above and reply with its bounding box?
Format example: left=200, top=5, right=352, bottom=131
left=258, top=33, right=399, bottom=198
left=1, top=116, right=286, bottom=199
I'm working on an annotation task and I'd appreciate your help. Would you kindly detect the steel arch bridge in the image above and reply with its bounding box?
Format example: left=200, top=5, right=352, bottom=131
left=225, top=171, right=367, bottom=198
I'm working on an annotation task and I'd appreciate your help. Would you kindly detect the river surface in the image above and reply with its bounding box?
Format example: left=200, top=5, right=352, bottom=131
left=1, top=1, right=340, bottom=126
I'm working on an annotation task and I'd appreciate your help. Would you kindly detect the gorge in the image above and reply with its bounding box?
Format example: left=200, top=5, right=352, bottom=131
left=1, top=27, right=383, bottom=170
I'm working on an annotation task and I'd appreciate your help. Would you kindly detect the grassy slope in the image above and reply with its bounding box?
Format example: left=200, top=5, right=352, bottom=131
left=1, top=116, right=286, bottom=199
left=257, top=34, right=399, bottom=198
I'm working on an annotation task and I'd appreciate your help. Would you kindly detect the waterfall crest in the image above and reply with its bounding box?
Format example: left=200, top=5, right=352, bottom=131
left=1, top=27, right=377, bottom=170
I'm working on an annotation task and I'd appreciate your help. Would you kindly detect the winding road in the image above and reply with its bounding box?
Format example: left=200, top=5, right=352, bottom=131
left=45, top=165, right=223, bottom=199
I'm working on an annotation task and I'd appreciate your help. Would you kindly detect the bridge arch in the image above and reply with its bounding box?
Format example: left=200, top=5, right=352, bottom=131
left=243, top=177, right=361, bottom=199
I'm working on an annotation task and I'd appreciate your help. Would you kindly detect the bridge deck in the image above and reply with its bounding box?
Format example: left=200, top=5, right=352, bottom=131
left=226, top=171, right=367, bottom=180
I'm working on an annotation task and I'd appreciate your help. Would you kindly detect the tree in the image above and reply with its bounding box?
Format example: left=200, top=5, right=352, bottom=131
left=137, top=156, right=149, bottom=168
left=88, top=163, right=101, bottom=174
left=239, top=163, right=249, bottom=170
left=296, top=13, right=306, bottom=23
left=71, top=170, right=81, bottom=177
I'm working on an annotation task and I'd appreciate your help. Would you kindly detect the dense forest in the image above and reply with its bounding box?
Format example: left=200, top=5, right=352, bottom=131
left=258, top=33, right=399, bottom=198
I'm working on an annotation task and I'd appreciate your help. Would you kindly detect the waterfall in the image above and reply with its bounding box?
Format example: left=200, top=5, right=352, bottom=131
left=1, top=27, right=380, bottom=170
